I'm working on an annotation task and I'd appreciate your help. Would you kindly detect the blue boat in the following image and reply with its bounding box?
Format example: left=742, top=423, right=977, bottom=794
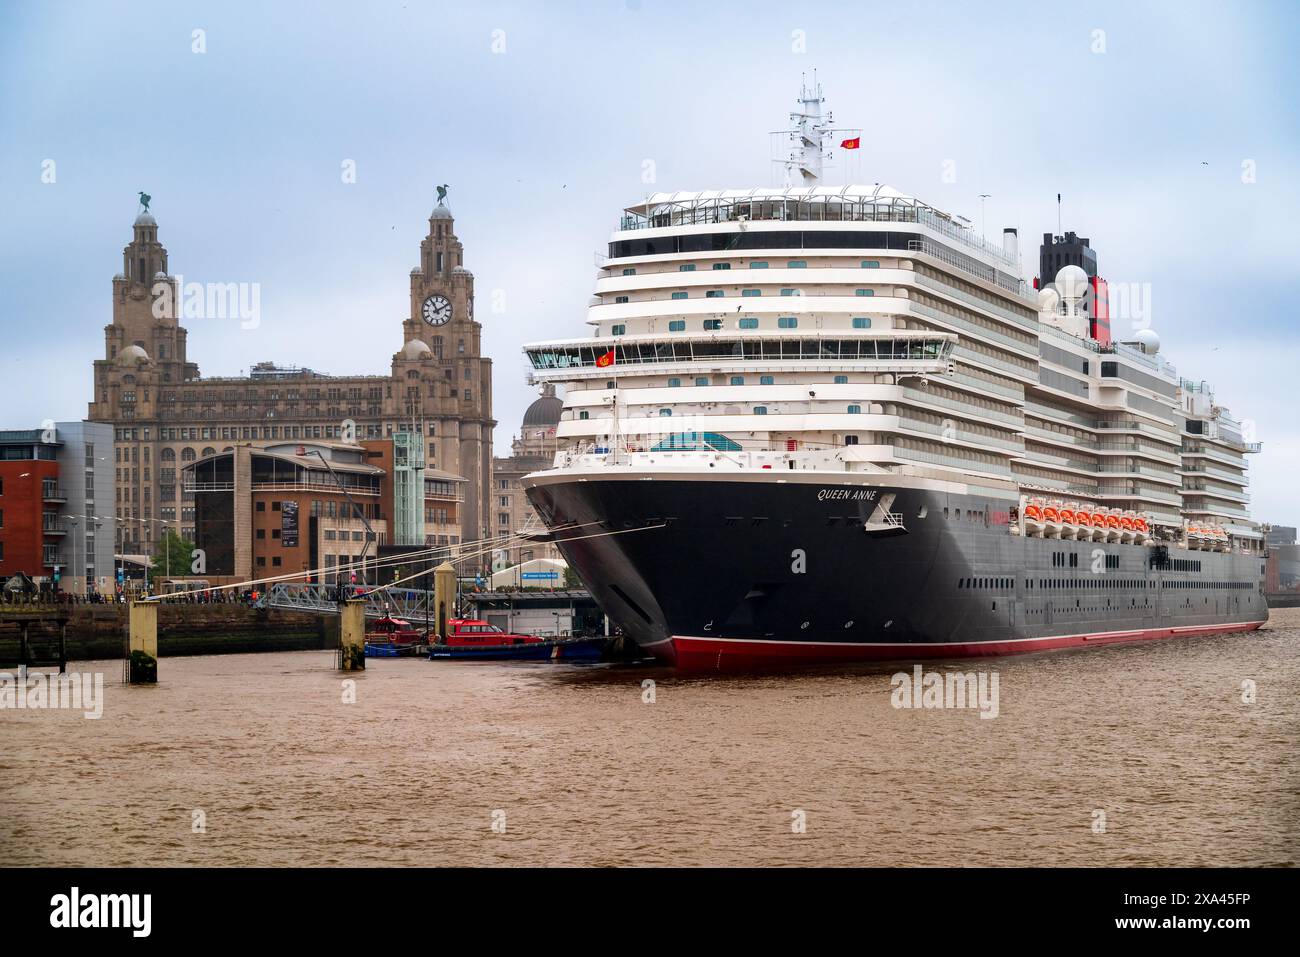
left=427, top=636, right=605, bottom=661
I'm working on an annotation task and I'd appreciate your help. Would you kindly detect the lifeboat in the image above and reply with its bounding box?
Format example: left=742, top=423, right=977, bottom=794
left=1023, top=500, right=1045, bottom=537
left=1118, top=513, right=1136, bottom=544
left=1058, top=506, right=1078, bottom=539
left=1042, top=503, right=1061, bottom=538
left=1105, top=511, right=1123, bottom=543
left=1090, top=511, right=1108, bottom=542
left=1133, top=516, right=1149, bottom=544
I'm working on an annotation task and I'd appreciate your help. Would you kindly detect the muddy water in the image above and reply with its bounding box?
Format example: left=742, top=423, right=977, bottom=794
left=2, top=609, right=1297, bottom=866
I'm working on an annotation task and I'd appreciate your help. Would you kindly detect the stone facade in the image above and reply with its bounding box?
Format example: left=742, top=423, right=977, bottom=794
left=88, top=202, right=495, bottom=562
left=491, top=383, right=563, bottom=566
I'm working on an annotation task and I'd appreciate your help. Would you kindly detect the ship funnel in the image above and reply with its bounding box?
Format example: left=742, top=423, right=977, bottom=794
left=1002, top=228, right=1018, bottom=260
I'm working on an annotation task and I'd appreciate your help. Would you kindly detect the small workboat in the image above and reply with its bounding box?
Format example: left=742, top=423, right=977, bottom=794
left=427, top=618, right=604, bottom=661
left=364, top=616, right=428, bottom=658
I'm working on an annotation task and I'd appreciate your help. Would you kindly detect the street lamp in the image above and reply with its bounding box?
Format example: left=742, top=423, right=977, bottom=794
left=66, top=516, right=80, bottom=598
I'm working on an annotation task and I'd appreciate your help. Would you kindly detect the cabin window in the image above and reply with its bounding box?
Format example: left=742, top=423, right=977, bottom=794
left=679, top=264, right=696, bottom=272
left=855, top=289, right=875, bottom=297
left=668, top=378, right=682, bottom=387
left=778, top=317, right=798, bottom=329
left=834, top=375, right=848, bottom=384
left=847, top=405, right=862, bottom=414
left=669, top=320, right=686, bottom=331
left=861, top=260, right=880, bottom=268
left=578, top=411, right=589, bottom=420
left=703, top=319, right=723, bottom=330
left=706, top=290, right=724, bottom=298
left=749, top=262, right=769, bottom=269
left=760, top=375, right=774, bottom=385
left=754, top=406, right=768, bottom=415
left=739, top=317, right=759, bottom=329
left=853, top=317, right=871, bottom=329
left=742, top=289, right=762, bottom=297
left=712, top=263, right=731, bottom=270
left=622, top=268, right=636, bottom=276
left=694, top=377, right=709, bottom=387
left=671, top=291, right=688, bottom=300
left=730, top=376, right=745, bottom=385
left=611, top=324, right=626, bottom=336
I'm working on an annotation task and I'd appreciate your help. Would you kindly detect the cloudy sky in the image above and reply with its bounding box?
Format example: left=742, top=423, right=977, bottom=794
left=2, top=0, right=1297, bottom=525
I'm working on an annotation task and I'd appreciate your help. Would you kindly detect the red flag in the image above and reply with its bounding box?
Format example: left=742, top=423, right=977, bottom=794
left=595, top=349, right=615, bottom=368
left=840, top=137, right=861, bottom=150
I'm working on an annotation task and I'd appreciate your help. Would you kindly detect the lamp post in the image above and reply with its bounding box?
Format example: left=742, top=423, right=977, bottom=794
left=67, top=516, right=80, bottom=598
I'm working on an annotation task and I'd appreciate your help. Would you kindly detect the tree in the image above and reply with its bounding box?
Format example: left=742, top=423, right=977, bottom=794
left=151, top=530, right=196, bottom=583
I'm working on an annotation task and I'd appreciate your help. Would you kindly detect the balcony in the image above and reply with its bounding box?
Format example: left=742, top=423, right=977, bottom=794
left=41, top=484, right=67, bottom=503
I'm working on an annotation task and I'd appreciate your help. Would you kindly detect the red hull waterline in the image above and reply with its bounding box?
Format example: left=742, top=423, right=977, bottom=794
left=664, top=621, right=1266, bottom=672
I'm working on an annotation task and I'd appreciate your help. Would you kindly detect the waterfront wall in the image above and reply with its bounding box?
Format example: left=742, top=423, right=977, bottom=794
left=0, top=604, right=332, bottom=662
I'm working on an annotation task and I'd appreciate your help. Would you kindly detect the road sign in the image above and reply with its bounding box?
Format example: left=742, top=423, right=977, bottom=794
left=521, top=572, right=559, bottom=581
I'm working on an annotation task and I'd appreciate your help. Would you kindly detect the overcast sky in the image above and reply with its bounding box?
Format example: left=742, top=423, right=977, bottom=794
left=2, top=0, right=1297, bottom=525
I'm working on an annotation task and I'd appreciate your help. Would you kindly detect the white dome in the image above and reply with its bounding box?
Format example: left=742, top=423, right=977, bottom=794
left=154, top=271, right=168, bottom=280
left=430, top=205, right=452, bottom=220
left=115, top=345, right=150, bottom=365
left=452, top=265, right=472, bottom=275
left=410, top=266, right=423, bottom=275
left=134, top=212, right=157, bottom=227
left=1129, top=329, right=1160, bottom=355
left=1037, top=285, right=1061, bottom=312
left=400, top=339, right=432, bottom=360
left=1054, top=264, right=1089, bottom=299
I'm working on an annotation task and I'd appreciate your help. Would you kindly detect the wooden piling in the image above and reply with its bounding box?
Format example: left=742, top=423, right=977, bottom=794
left=127, top=601, right=159, bottom=684
left=433, top=562, right=456, bottom=641
left=339, top=599, right=365, bottom=671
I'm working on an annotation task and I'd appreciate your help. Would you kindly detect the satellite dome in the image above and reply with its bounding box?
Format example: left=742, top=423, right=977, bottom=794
left=1130, top=329, right=1160, bottom=355
left=400, top=339, right=432, bottom=360
left=134, top=212, right=157, bottom=227
left=430, top=205, right=452, bottom=220
left=1054, top=264, right=1089, bottom=299
left=115, top=344, right=150, bottom=365
left=1037, top=285, right=1061, bottom=312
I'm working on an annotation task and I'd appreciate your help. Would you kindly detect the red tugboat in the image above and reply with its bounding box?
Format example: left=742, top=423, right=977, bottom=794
left=364, top=616, right=428, bottom=658
left=428, top=618, right=604, bottom=661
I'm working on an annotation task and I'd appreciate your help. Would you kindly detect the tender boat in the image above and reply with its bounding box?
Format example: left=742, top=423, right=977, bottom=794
left=427, top=618, right=604, bottom=661
left=364, top=616, right=429, bottom=657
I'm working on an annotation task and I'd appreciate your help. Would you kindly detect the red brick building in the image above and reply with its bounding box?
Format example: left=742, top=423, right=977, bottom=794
left=0, top=431, right=62, bottom=582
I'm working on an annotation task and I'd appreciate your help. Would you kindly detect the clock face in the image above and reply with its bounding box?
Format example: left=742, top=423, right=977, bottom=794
left=422, top=294, right=452, bottom=326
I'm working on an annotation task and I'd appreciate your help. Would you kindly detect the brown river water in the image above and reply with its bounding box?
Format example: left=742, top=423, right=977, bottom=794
left=2, top=608, right=1298, bottom=867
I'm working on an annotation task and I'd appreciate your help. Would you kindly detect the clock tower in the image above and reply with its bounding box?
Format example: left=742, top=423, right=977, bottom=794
left=392, top=198, right=494, bottom=548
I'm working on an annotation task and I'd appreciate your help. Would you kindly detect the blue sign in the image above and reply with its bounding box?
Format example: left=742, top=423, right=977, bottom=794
left=521, top=572, right=559, bottom=580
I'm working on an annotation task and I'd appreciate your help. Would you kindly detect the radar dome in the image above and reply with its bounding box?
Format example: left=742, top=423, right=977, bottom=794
left=1054, top=264, right=1089, bottom=300
left=1130, top=329, right=1160, bottom=355
left=1037, top=285, right=1061, bottom=312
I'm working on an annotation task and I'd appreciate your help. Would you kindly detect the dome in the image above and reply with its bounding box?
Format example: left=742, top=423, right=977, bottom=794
left=400, top=339, right=432, bottom=360
left=1054, top=264, right=1089, bottom=299
left=430, top=205, right=452, bottom=220
left=522, top=384, right=562, bottom=428
left=154, top=271, right=168, bottom=280
left=452, top=265, right=472, bottom=275
left=134, top=212, right=157, bottom=227
left=1129, top=329, right=1160, bottom=355
left=410, top=266, right=423, bottom=275
left=115, top=345, right=150, bottom=365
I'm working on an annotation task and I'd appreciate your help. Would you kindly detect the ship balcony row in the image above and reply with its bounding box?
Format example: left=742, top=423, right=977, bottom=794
left=553, top=412, right=1023, bottom=459
left=587, top=296, right=1038, bottom=357
left=1180, top=483, right=1251, bottom=504
left=594, top=268, right=1039, bottom=332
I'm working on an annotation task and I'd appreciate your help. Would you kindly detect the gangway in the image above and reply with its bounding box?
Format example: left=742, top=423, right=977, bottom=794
left=263, top=582, right=448, bottom=621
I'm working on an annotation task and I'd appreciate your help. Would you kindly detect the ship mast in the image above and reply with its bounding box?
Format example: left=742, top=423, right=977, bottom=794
left=780, top=74, right=833, bottom=187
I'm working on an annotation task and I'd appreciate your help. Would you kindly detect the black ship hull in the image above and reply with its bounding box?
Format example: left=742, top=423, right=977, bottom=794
left=526, top=473, right=1268, bottom=671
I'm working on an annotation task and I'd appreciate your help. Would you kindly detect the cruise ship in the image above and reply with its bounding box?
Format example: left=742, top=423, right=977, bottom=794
left=520, top=83, right=1269, bottom=669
